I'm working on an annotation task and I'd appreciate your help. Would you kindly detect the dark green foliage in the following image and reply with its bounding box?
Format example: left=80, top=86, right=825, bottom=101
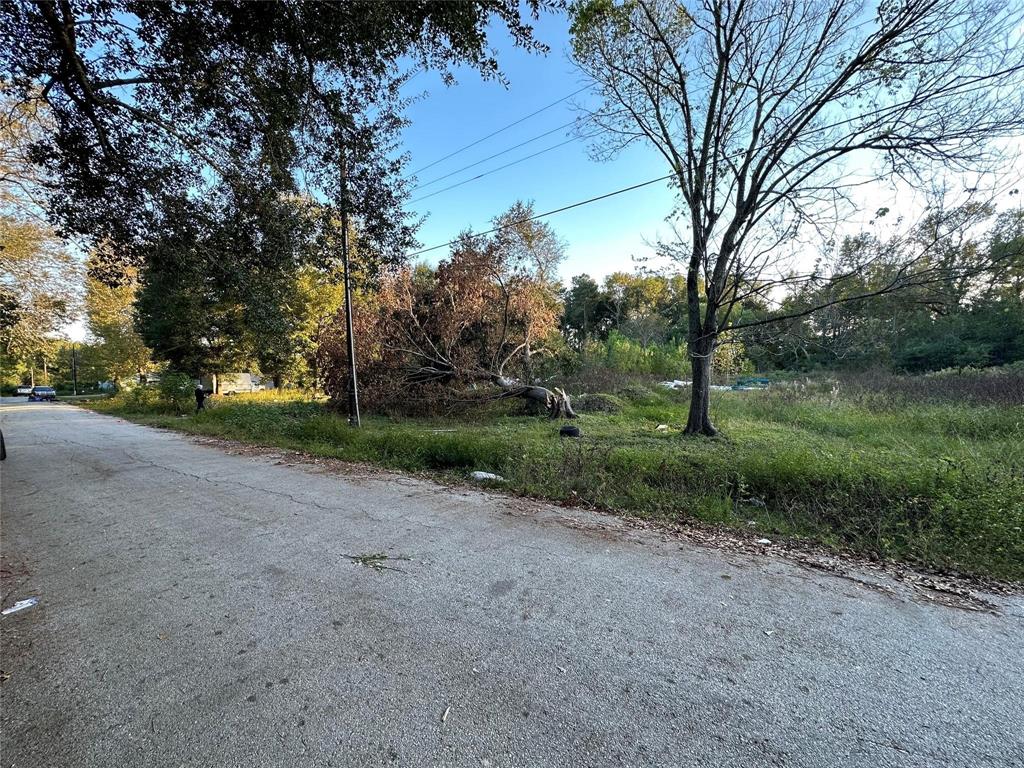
left=561, top=274, right=614, bottom=346
left=158, top=372, right=195, bottom=414
left=2, top=0, right=548, bottom=268
left=0, top=286, right=19, bottom=331
left=133, top=187, right=315, bottom=376
left=742, top=211, right=1024, bottom=375
left=894, top=301, right=1024, bottom=372
left=560, top=271, right=694, bottom=349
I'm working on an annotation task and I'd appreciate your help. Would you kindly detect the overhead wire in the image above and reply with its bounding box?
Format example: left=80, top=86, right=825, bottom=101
left=408, top=85, right=591, bottom=176
left=409, top=128, right=607, bottom=204
left=411, top=117, right=584, bottom=192
left=401, top=86, right=672, bottom=262
left=407, top=174, right=674, bottom=258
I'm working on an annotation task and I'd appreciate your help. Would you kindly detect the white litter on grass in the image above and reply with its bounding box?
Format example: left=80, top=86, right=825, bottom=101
left=1, top=597, right=38, bottom=616
left=470, top=471, right=504, bottom=482
left=756, top=538, right=772, bottom=545
left=658, top=380, right=691, bottom=390
left=656, top=424, right=669, bottom=431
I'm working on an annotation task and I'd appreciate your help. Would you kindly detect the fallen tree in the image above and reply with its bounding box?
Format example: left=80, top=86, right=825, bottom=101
left=384, top=352, right=576, bottom=419
left=492, top=377, right=577, bottom=419
left=322, top=201, right=575, bottom=419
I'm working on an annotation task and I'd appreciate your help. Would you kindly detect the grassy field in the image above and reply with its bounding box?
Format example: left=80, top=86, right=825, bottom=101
left=86, top=379, right=1024, bottom=581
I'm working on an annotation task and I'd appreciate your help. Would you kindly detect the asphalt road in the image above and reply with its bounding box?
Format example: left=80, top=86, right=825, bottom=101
left=1, top=400, right=1022, bottom=768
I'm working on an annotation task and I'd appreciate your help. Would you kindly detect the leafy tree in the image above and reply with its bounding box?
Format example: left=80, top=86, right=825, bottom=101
left=987, top=208, right=1024, bottom=303
left=0, top=86, right=48, bottom=220
left=744, top=213, right=1024, bottom=372
left=84, top=255, right=152, bottom=386
left=0, top=216, right=77, bottom=382
left=621, top=309, right=670, bottom=348
left=1, top=87, right=75, bottom=385
left=489, top=201, right=567, bottom=382
left=893, top=303, right=1024, bottom=372
left=571, top=0, right=1024, bottom=434
left=291, top=265, right=346, bottom=391
left=2, top=0, right=549, bottom=277
left=3, top=1, right=554, bottom=398
left=562, top=274, right=613, bottom=347
left=133, top=186, right=325, bottom=381
left=601, top=270, right=683, bottom=344
left=134, top=196, right=247, bottom=377
left=40, top=339, right=107, bottom=393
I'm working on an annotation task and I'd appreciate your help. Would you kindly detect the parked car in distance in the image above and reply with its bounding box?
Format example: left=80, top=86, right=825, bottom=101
left=199, top=372, right=267, bottom=395
left=16, top=385, right=33, bottom=395
left=28, top=386, right=57, bottom=402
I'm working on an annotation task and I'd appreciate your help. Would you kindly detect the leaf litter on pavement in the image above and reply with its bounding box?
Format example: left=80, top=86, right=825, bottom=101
left=344, top=552, right=411, bottom=573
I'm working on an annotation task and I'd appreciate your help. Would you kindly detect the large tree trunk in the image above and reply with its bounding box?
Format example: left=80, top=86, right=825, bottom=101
left=492, top=376, right=577, bottom=419
left=684, top=228, right=723, bottom=437
left=685, top=345, right=717, bottom=436
left=401, top=367, right=578, bottom=420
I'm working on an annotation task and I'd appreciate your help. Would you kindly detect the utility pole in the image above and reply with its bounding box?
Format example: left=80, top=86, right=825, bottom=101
left=340, top=142, right=361, bottom=427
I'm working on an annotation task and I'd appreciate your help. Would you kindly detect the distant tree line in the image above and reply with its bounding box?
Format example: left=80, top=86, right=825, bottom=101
left=741, top=208, right=1024, bottom=373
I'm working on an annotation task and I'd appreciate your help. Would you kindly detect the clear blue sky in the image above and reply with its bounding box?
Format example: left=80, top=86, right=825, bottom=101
left=398, top=9, right=677, bottom=283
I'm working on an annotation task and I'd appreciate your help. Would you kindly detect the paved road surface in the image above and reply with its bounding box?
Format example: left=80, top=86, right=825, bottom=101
left=1, top=400, right=1022, bottom=767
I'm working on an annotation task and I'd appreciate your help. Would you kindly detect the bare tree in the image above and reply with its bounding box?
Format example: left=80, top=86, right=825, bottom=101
left=622, top=308, right=671, bottom=347
left=571, top=0, right=1024, bottom=434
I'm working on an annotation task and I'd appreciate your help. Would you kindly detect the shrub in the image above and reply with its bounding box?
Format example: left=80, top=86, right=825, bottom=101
left=574, top=393, right=626, bottom=413
left=593, top=331, right=690, bottom=377
left=124, top=385, right=160, bottom=411
left=159, top=372, right=195, bottom=414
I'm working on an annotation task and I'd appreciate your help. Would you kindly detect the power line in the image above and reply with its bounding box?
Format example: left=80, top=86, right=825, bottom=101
left=409, top=129, right=606, bottom=204
left=407, top=174, right=674, bottom=258
left=408, top=86, right=590, bottom=177
left=412, top=118, right=583, bottom=192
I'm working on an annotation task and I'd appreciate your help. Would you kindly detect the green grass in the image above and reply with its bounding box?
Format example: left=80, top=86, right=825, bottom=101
left=86, top=385, right=1024, bottom=581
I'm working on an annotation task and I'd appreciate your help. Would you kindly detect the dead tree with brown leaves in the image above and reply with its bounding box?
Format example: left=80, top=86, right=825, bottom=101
left=327, top=202, right=576, bottom=419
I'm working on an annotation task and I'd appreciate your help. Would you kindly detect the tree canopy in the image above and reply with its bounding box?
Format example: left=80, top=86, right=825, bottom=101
left=2, top=0, right=550, bottom=276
